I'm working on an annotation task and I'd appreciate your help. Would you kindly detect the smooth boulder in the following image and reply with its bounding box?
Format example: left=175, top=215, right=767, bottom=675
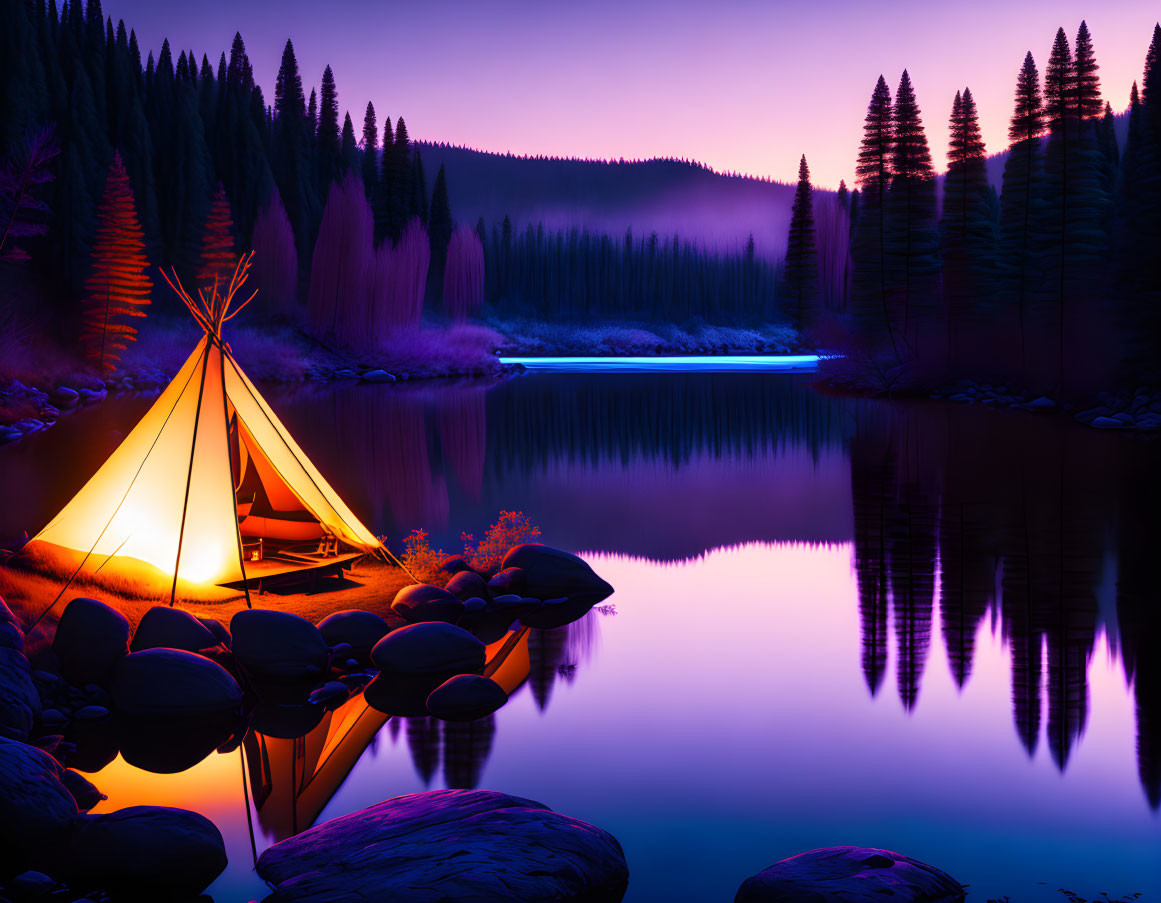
left=426, top=674, right=508, bottom=722
left=130, top=606, right=220, bottom=654
left=0, top=646, right=40, bottom=741
left=60, top=769, right=105, bottom=810
left=111, top=648, right=242, bottom=717
left=371, top=622, right=485, bottom=676
left=68, top=805, right=227, bottom=897
left=734, top=847, right=965, bottom=903
left=501, top=544, right=613, bottom=605
left=391, top=584, right=465, bottom=624
left=0, top=735, right=78, bottom=850
left=231, top=610, right=329, bottom=681
left=487, top=566, right=526, bottom=594
left=317, top=610, right=392, bottom=664
left=52, top=597, right=130, bottom=686
left=257, top=789, right=629, bottom=903
left=445, top=569, right=490, bottom=602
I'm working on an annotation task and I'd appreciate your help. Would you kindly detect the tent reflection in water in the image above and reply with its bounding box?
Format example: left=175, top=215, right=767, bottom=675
left=23, top=254, right=384, bottom=604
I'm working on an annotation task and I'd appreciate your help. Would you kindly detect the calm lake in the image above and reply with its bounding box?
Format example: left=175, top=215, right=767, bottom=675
left=1, top=370, right=1159, bottom=902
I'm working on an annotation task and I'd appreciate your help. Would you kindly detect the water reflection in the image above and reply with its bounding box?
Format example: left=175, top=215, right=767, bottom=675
left=849, top=403, right=1159, bottom=807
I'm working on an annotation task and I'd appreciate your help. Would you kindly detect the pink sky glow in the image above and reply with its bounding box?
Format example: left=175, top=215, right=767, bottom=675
left=105, top=0, right=1160, bottom=188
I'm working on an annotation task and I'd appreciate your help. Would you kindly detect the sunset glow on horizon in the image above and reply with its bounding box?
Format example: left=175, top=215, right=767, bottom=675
left=103, top=0, right=1159, bottom=188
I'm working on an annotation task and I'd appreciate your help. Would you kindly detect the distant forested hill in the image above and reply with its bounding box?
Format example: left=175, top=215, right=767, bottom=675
left=414, top=143, right=812, bottom=261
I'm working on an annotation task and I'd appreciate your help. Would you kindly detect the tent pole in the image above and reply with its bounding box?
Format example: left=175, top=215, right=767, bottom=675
left=171, top=343, right=213, bottom=607
left=220, top=340, right=253, bottom=609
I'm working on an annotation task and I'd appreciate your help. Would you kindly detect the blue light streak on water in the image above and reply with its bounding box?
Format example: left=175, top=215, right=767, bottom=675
left=498, top=354, right=824, bottom=373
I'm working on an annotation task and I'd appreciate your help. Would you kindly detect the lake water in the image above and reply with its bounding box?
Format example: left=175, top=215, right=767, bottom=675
left=1, top=371, right=1158, bottom=902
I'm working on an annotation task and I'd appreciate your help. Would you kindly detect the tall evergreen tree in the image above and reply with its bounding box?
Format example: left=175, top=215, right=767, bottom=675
left=361, top=101, right=378, bottom=199
left=411, top=149, right=428, bottom=225
left=316, top=64, right=340, bottom=189
left=340, top=111, right=357, bottom=174
left=850, top=75, right=900, bottom=359
left=427, top=163, right=452, bottom=302
left=781, top=154, right=818, bottom=332
left=374, top=115, right=393, bottom=242
left=940, top=86, right=995, bottom=365
left=997, top=51, right=1044, bottom=366
left=1073, top=21, right=1102, bottom=121
left=270, top=39, right=316, bottom=265
left=886, top=69, right=939, bottom=356
left=81, top=152, right=151, bottom=371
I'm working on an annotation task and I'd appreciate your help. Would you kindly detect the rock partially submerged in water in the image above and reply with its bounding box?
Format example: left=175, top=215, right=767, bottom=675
left=256, top=789, right=629, bottom=903
left=501, top=544, right=613, bottom=606
left=734, top=847, right=965, bottom=902
left=231, top=610, right=329, bottom=681
left=68, top=805, right=227, bottom=898
left=371, top=622, right=485, bottom=676
left=391, top=584, right=465, bottom=624
left=130, top=606, right=220, bottom=654
left=426, top=674, right=508, bottom=721
left=52, top=597, right=130, bottom=686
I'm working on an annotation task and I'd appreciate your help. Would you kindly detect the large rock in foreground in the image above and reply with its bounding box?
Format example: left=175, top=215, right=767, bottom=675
left=318, top=610, right=392, bottom=665
left=52, top=597, right=130, bottom=686
left=501, top=544, right=613, bottom=606
left=68, top=805, right=227, bottom=897
left=257, top=789, right=628, bottom=903
left=735, top=847, right=965, bottom=902
left=391, top=584, right=465, bottom=624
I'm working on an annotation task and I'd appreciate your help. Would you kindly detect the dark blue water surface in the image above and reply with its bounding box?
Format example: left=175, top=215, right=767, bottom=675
left=1, top=370, right=1158, bottom=902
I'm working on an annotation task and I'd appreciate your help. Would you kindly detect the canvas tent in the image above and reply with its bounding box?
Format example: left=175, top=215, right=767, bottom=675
left=24, top=256, right=384, bottom=604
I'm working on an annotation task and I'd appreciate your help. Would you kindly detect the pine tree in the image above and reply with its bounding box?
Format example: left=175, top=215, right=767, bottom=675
left=886, top=69, right=939, bottom=356
left=316, top=64, right=340, bottom=189
left=850, top=75, right=900, bottom=359
left=1073, top=21, right=1102, bottom=121
left=270, top=39, right=316, bottom=266
left=374, top=116, right=393, bottom=242
left=427, top=163, right=452, bottom=302
left=411, top=149, right=428, bottom=224
left=940, top=86, right=995, bottom=365
left=381, top=115, right=413, bottom=242
left=197, top=182, right=237, bottom=290
left=81, top=152, right=151, bottom=371
left=781, top=154, right=818, bottom=332
left=998, top=51, right=1043, bottom=365
left=361, top=101, right=378, bottom=199
left=307, top=87, right=317, bottom=133
left=340, top=111, right=357, bottom=174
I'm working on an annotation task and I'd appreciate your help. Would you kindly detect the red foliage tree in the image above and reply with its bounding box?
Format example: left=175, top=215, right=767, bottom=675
left=197, top=182, right=238, bottom=291
left=443, top=225, right=484, bottom=320
left=81, top=152, right=152, bottom=372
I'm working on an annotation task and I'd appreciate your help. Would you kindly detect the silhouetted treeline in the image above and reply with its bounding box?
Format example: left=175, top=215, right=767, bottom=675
left=0, top=0, right=455, bottom=332
left=843, top=21, right=1161, bottom=395
left=481, top=220, right=780, bottom=322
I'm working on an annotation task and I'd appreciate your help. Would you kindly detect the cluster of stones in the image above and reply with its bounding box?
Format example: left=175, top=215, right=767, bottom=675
left=0, top=543, right=617, bottom=901
left=0, top=597, right=228, bottom=901
left=931, top=380, right=1161, bottom=431
left=0, top=368, right=168, bottom=447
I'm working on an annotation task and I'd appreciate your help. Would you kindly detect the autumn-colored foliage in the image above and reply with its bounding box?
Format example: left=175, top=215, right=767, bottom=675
left=197, top=182, right=238, bottom=291
left=399, top=528, right=447, bottom=580
left=443, top=225, right=485, bottom=320
left=462, top=510, right=541, bottom=574
left=81, top=152, right=152, bottom=372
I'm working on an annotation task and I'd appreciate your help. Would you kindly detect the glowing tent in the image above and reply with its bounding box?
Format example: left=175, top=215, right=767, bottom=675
left=24, top=254, right=384, bottom=604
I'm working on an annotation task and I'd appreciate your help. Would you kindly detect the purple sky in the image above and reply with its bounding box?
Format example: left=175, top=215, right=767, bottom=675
left=105, top=0, right=1159, bottom=188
